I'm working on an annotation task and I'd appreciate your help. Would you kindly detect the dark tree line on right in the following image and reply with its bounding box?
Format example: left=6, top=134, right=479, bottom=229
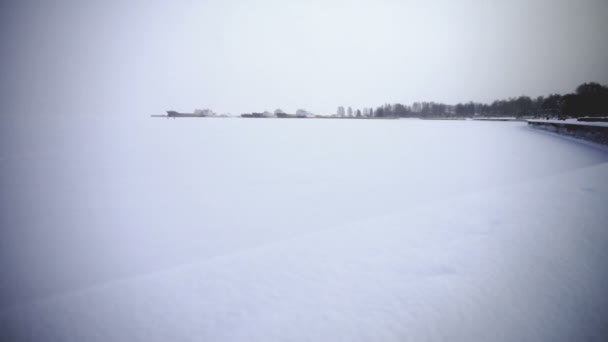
left=370, top=82, right=608, bottom=118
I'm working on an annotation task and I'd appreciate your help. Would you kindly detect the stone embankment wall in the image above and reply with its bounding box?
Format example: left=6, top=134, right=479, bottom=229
left=528, top=121, right=608, bottom=145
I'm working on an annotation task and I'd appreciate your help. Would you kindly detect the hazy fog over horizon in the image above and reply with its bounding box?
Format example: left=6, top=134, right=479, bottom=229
left=2, top=0, right=608, bottom=117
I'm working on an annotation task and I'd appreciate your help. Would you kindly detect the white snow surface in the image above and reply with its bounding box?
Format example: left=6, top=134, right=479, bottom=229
left=1, top=117, right=608, bottom=341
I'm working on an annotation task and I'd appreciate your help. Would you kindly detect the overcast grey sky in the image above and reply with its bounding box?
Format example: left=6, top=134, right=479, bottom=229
left=2, top=0, right=608, bottom=116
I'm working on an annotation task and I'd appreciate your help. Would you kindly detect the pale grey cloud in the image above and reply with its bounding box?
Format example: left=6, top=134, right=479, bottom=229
left=2, top=0, right=608, bottom=116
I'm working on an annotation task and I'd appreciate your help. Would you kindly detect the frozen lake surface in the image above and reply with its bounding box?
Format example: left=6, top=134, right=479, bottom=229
left=1, top=117, right=608, bottom=341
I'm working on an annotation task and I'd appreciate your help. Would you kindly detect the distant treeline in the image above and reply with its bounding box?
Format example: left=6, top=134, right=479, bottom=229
left=345, top=82, right=608, bottom=119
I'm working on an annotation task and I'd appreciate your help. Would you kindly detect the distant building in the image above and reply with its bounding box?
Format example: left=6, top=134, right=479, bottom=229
left=296, top=109, right=312, bottom=117
left=247, top=111, right=274, bottom=118
left=194, top=109, right=215, bottom=116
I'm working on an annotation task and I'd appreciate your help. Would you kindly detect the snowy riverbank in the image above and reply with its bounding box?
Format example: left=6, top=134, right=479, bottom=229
left=528, top=119, right=608, bottom=145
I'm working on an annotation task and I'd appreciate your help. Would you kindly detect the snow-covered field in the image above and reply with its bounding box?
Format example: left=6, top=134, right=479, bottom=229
left=1, top=117, right=608, bottom=341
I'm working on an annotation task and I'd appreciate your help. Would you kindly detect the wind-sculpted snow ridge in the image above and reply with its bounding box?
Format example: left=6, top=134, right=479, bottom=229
left=2, top=162, right=608, bottom=342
